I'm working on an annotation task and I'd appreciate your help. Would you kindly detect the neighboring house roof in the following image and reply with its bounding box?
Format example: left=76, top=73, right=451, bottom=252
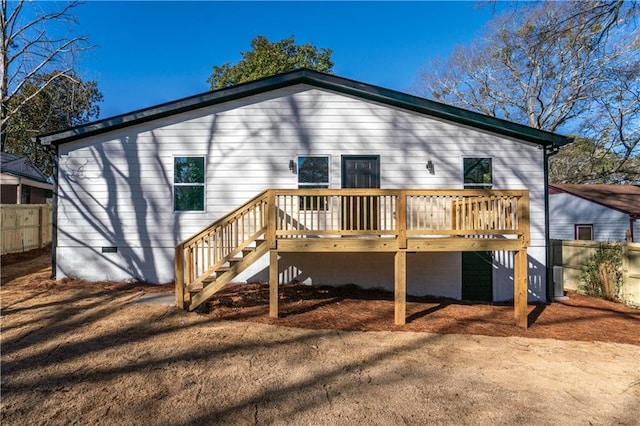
left=549, top=184, right=640, bottom=217
left=36, top=68, right=571, bottom=147
left=1, top=152, right=49, bottom=184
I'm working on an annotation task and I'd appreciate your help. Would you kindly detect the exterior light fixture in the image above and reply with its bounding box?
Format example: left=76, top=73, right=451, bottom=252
left=426, top=160, right=435, bottom=175
left=289, top=159, right=297, bottom=174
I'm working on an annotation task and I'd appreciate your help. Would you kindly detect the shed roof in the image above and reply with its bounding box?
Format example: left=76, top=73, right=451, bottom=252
left=36, top=68, right=571, bottom=147
left=1, top=152, right=50, bottom=183
left=549, top=184, right=640, bottom=217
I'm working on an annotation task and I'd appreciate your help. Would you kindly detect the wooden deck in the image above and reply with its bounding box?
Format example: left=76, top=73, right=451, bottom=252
left=176, top=189, right=531, bottom=328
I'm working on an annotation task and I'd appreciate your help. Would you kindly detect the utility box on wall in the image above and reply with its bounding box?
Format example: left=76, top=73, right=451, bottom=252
left=553, top=265, right=569, bottom=301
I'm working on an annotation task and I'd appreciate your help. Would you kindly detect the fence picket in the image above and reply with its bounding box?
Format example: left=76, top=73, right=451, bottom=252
left=1, top=204, right=52, bottom=254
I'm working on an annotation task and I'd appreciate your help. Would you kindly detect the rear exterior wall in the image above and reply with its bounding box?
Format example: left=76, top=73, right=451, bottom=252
left=56, top=85, right=548, bottom=300
left=549, top=193, right=635, bottom=242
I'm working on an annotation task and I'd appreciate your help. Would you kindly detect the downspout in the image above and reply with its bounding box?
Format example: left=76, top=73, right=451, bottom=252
left=544, top=143, right=559, bottom=303
left=631, top=215, right=637, bottom=243
left=34, top=137, right=58, bottom=279
left=50, top=143, right=58, bottom=279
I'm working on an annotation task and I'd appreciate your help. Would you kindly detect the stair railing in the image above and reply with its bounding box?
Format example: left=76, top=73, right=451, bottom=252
left=175, top=190, right=270, bottom=308
left=176, top=189, right=529, bottom=309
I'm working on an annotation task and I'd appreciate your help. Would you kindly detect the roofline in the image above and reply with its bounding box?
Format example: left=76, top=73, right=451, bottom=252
left=0, top=154, right=50, bottom=183
left=549, top=183, right=638, bottom=216
left=0, top=172, right=53, bottom=189
left=36, top=68, right=571, bottom=147
left=0, top=170, right=50, bottom=185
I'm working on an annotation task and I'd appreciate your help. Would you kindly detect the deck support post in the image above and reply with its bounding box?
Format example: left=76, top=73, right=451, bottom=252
left=269, top=249, right=279, bottom=318
left=394, top=250, right=407, bottom=325
left=514, top=249, right=528, bottom=329
left=175, top=245, right=185, bottom=310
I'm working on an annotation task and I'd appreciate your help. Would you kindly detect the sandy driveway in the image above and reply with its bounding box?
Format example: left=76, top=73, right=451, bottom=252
left=1, top=257, right=639, bottom=425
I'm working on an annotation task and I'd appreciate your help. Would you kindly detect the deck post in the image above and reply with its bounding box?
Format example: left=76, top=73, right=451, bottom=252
left=394, top=250, right=407, bottom=325
left=175, top=245, right=185, bottom=309
left=514, top=249, right=528, bottom=329
left=396, top=191, right=407, bottom=249
left=266, top=190, right=277, bottom=249
left=269, top=249, right=279, bottom=318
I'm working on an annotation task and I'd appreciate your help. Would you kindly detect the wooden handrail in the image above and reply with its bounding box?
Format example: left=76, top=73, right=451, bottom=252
left=271, top=189, right=529, bottom=240
left=175, top=190, right=270, bottom=307
left=176, top=188, right=530, bottom=309
left=179, top=190, right=270, bottom=248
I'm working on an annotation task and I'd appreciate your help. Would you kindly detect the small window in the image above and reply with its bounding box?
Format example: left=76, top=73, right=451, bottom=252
left=298, top=156, right=329, bottom=209
left=575, top=224, right=593, bottom=241
left=174, top=156, right=205, bottom=211
left=463, top=158, right=492, bottom=189
left=21, top=185, right=31, bottom=204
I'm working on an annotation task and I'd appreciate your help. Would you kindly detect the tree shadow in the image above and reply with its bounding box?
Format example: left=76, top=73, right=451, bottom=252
left=527, top=302, right=547, bottom=327
left=406, top=301, right=450, bottom=323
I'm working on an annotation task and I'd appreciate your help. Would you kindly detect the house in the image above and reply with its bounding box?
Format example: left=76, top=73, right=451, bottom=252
left=1, top=152, right=52, bottom=204
left=37, top=69, right=570, bottom=328
left=549, top=184, right=640, bottom=242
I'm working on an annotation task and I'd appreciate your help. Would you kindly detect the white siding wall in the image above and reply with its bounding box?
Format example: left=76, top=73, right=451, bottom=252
left=549, top=193, right=633, bottom=242
left=57, top=85, right=548, bottom=299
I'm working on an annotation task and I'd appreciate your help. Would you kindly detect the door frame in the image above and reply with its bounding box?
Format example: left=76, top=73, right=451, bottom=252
left=340, top=155, right=380, bottom=230
left=461, top=251, right=494, bottom=301
left=340, top=155, right=381, bottom=189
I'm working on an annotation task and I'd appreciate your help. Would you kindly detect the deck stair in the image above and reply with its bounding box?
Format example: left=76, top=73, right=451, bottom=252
left=175, top=191, right=271, bottom=311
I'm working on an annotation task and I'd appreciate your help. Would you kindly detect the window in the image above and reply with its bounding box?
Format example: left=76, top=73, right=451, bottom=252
left=298, top=155, right=329, bottom=209
left=174, top=156, right=205, bottom=211
left=463, top=157, right=492, bottom=189
left=575, top=224, right=593, bottom=240
left=21, top=185, right=31, bottom=204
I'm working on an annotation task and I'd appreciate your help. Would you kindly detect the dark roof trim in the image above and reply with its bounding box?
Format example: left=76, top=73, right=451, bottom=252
left=1, top=152, right=50, bottom=183
left=37, top=69, right=571, bottom=147
left=550, top=183, right=640, bottom=216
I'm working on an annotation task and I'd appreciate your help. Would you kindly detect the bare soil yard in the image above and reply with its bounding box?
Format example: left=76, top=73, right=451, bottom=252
left=2, top=248, right=639, bottom=425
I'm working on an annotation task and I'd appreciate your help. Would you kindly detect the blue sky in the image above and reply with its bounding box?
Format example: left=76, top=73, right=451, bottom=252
left=69, top=1, right=505, bottom=119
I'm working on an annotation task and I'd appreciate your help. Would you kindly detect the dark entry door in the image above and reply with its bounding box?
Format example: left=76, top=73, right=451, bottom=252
left=462, top=251, right=493, bottom=301
left=341, top=156, right=380, bottom=230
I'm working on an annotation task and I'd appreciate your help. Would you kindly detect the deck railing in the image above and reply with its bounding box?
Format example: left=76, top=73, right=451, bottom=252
left=273, top=189, right=528, bottom=239
left=176, top=189, right=530, bottom=307
left=175, top=191, right=269, bottom=300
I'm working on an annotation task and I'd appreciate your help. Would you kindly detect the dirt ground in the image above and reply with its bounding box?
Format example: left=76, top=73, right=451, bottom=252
left=2, top=248, right=639, bottom=425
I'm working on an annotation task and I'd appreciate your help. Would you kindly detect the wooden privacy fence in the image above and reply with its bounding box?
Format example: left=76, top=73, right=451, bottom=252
left=551, top=240, right=640, bottom=308
left=1, top=204, right=52, bottom=255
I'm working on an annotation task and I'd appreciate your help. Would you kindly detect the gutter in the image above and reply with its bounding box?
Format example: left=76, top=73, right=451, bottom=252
left=544, top=144, right=561, bottom=302
left=51, top=143, right=58, bottom=278
left=32, top=137, right=58, bottom=279
left=36, top=69, right=571, bottom=148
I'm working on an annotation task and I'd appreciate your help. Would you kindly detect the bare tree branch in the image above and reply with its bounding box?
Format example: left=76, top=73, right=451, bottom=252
left=414, top=0, right=639, bottom=183
left=1, top=0, right=90, bottom=151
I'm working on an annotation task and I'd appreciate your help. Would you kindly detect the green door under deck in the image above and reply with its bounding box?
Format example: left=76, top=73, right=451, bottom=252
left=462, top=251, right=493, bottom=301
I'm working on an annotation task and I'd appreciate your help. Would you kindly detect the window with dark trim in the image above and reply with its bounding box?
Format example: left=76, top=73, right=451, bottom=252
left=174, top=156, right=205, bottom=211
left=575, top=224, right=593, bottom=240
left=298, top=155, right=329, bottom=209
left=21, top=185, right=31, bottom=204
left=463, top=157, right=493, bottom=189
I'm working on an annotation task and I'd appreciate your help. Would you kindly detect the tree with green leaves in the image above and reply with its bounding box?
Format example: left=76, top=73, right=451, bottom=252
left=1, top=0, right=100, bottom=177
left=415, top=1, right=639, bottom=184
left=207, top=35, right=334, bottom=90
left=4, top=71, right=102, bottom=175
left=550, top=136, right=640, bottom=184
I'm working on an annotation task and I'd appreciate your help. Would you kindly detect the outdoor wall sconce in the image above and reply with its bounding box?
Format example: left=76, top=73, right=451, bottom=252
left=426, top=160, right=435, bottom=175
left=289, top=159, right=297, bottom=174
